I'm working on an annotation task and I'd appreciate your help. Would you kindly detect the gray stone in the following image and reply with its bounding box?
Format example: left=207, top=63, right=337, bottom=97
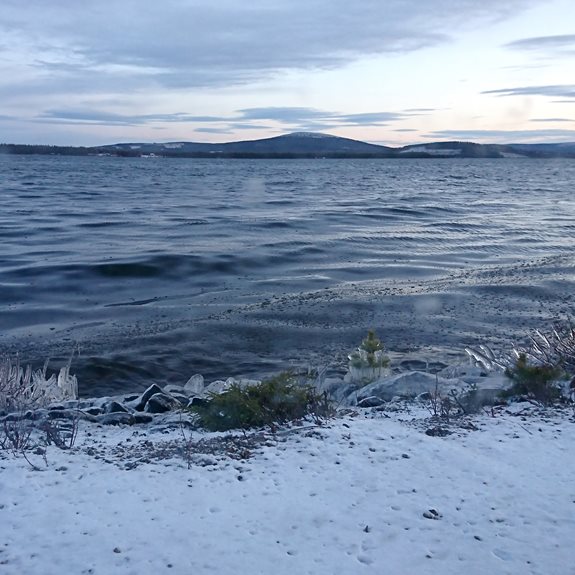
left=356, top=372, right=459, bottom=402
left=105, top=401, right=130, bottom=414
left=163, top=384, right=186, bottom=396
left=187, top=396, right=207, bottom=408
left=205, top=379, right=231, bottom=394
left=133, top=413, right=154, bottom=424
left=132, top=384, right=165, bottom=411
left=170, top=393, right=191, bottom=406
left=317, top=378, right=358, bottom=406
left=84, top=406, right=103, bottom=416
left=144, top=393, right=179, bottom=414
left=97, top=412, right=135, bottom=426
left=357, top=396, right=386, bottom=408
left=47, top=409, right=82, bottom=420
left=184, top=374, right=205, bottom=395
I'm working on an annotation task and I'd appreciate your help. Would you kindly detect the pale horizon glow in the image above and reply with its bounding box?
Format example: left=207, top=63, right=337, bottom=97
left=1, top=0, right=574, bottom=146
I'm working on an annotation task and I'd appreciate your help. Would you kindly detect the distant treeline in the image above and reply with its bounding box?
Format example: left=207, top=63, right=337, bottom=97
left=1, top=142, right=573, bottom=159
left=0, top=144, right=500, bottom=159
left=0, top=144, right=93, bottom=156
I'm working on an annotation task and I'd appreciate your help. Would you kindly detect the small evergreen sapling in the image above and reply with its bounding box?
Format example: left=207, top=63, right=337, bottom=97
left=348, top=330, right=390, bottom=385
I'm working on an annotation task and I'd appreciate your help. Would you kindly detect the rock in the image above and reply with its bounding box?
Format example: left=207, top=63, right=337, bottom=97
left=170, top=393, right=191, bottom=406
left=423, top=509, right=442, bottom=520
left=132, top=384, right=165, bottom=411
left=357, top=371, right=459, bottom=402
left=399, top=359, right=448, bottom=373
left=97, top=413, right=135, bottom=426
left=84, top=407, right=104, bottom=416
left=47, top=409, right=86, bottom=420
left=144, top=393, right=180, bottom=414
left=187, top=396, right=207, bottom=408
left=425, top=426, right=452, bottom=437
left=184, top=374, right=205, bottom=395
left=133, top=413, right=154, bottom=424
left=317, top=378, right=358, bottom=406
left=205, top=379, right=230, bottom=394
left=163, top=384, right=186, bottom=396
left=105, top=401, right=130, bottom=414
left=357, top=396, right=385, bottom=408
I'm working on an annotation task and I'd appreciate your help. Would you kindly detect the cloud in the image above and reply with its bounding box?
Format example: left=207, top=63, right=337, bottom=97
left=194, top=127, right=233, bottom=134
left=482, top=85, right=575, bottom=98
left=0, top=0, right=540, bottom=93
left=530, top=118, right=573, bottom=123
left=38, top=110, right=216, bottom=125
left=37, top=106, right=411, bottom=131
left=504, top=34, right=575, bottom=55
left=428, top=128, right=575, bottom=143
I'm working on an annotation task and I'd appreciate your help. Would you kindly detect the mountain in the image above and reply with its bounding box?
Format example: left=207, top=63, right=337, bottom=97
left=98, top=132, right=394, bottom=157
left=2, top=133, right=575, bottom=158
left=97, top=133, right=575, bottom=158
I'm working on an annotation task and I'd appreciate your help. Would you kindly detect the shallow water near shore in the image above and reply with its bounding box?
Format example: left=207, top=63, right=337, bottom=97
left=1, top=155, right=574, bottom=396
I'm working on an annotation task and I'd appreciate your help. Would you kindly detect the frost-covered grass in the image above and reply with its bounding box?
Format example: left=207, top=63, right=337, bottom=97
left=1, top=403, right=574, bottom=575
left=0, top=355, right=77, bottom=413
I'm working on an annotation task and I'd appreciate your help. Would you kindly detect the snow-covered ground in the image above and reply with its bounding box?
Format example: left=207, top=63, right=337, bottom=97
left=1, top=404, right=574, bottom=575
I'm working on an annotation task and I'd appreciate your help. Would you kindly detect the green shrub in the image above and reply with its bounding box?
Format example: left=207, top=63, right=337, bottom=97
left=503, top=353, right=563, bottom=405
left=190, top=371, right=333, bottom=432
left=348, top=330, right=390, bottom=369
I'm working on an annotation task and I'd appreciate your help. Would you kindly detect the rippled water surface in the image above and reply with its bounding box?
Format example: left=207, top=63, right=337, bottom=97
left=1, top=155, right=574, bottom=395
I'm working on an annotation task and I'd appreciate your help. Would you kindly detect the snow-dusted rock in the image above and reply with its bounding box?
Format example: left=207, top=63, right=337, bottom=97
left=357, top=396, right=385, bottom=408
left=164, top=384, right=187, bottom=396
left=317, top=378, right=357, bottom=405
left=205, top=378, right=234, bottom=394
left=184, top=374, right=205, bottom=395
left=144, top=393, right=180, bottom=414
left=105, top=401, right=130, bottom=414
left=356, top=372, right=458, bottom=402
left=131, top=384, right=165, bottom=411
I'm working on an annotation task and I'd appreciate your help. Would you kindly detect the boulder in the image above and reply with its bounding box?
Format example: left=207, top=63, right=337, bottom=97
left=184, top=374, right=205, bottom=395
left=317, top=378, right=358, bottom=405
left=144, top=393, right=180, bottom=414
left=131, top=384, right=165, bottom=411
left=105, top=401, right=130, bottom=414
left=205, top=379, right=232, bottom=394
left=356, top=371, right=459, bottom=402
left=187, top=396, right=207, bottom=408
left=357, top=396, right=386, bottom=408
left=164, top=384, right=186, bottom=396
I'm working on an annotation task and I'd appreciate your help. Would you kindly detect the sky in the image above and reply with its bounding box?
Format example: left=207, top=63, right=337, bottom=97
left=1, top=0, right=574, bottom=147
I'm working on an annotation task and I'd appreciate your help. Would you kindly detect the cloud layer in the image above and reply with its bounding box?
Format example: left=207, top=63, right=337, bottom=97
left=1, top=0, right=572, bottom=144
left=2, top=0, right=540, bottom=93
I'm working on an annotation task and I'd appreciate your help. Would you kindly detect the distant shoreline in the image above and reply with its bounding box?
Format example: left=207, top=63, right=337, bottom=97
left=2, top=130, right=575, bottom=160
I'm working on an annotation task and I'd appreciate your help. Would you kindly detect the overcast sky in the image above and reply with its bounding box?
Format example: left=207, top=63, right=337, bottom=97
left=1, top=0, right=574, bottom=146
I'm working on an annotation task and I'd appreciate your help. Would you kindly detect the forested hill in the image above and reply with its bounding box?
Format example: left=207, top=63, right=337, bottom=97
left=2, top=132, right=575, bottom=158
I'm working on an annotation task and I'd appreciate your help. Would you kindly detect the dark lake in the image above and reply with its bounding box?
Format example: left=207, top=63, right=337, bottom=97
left=1, top=155, right=574, bottom=396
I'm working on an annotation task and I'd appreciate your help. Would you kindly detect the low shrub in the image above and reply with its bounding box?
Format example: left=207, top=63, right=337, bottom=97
left=502, top=353, right=563, bottom=405
left=190, top=371, right=333, bottom=432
